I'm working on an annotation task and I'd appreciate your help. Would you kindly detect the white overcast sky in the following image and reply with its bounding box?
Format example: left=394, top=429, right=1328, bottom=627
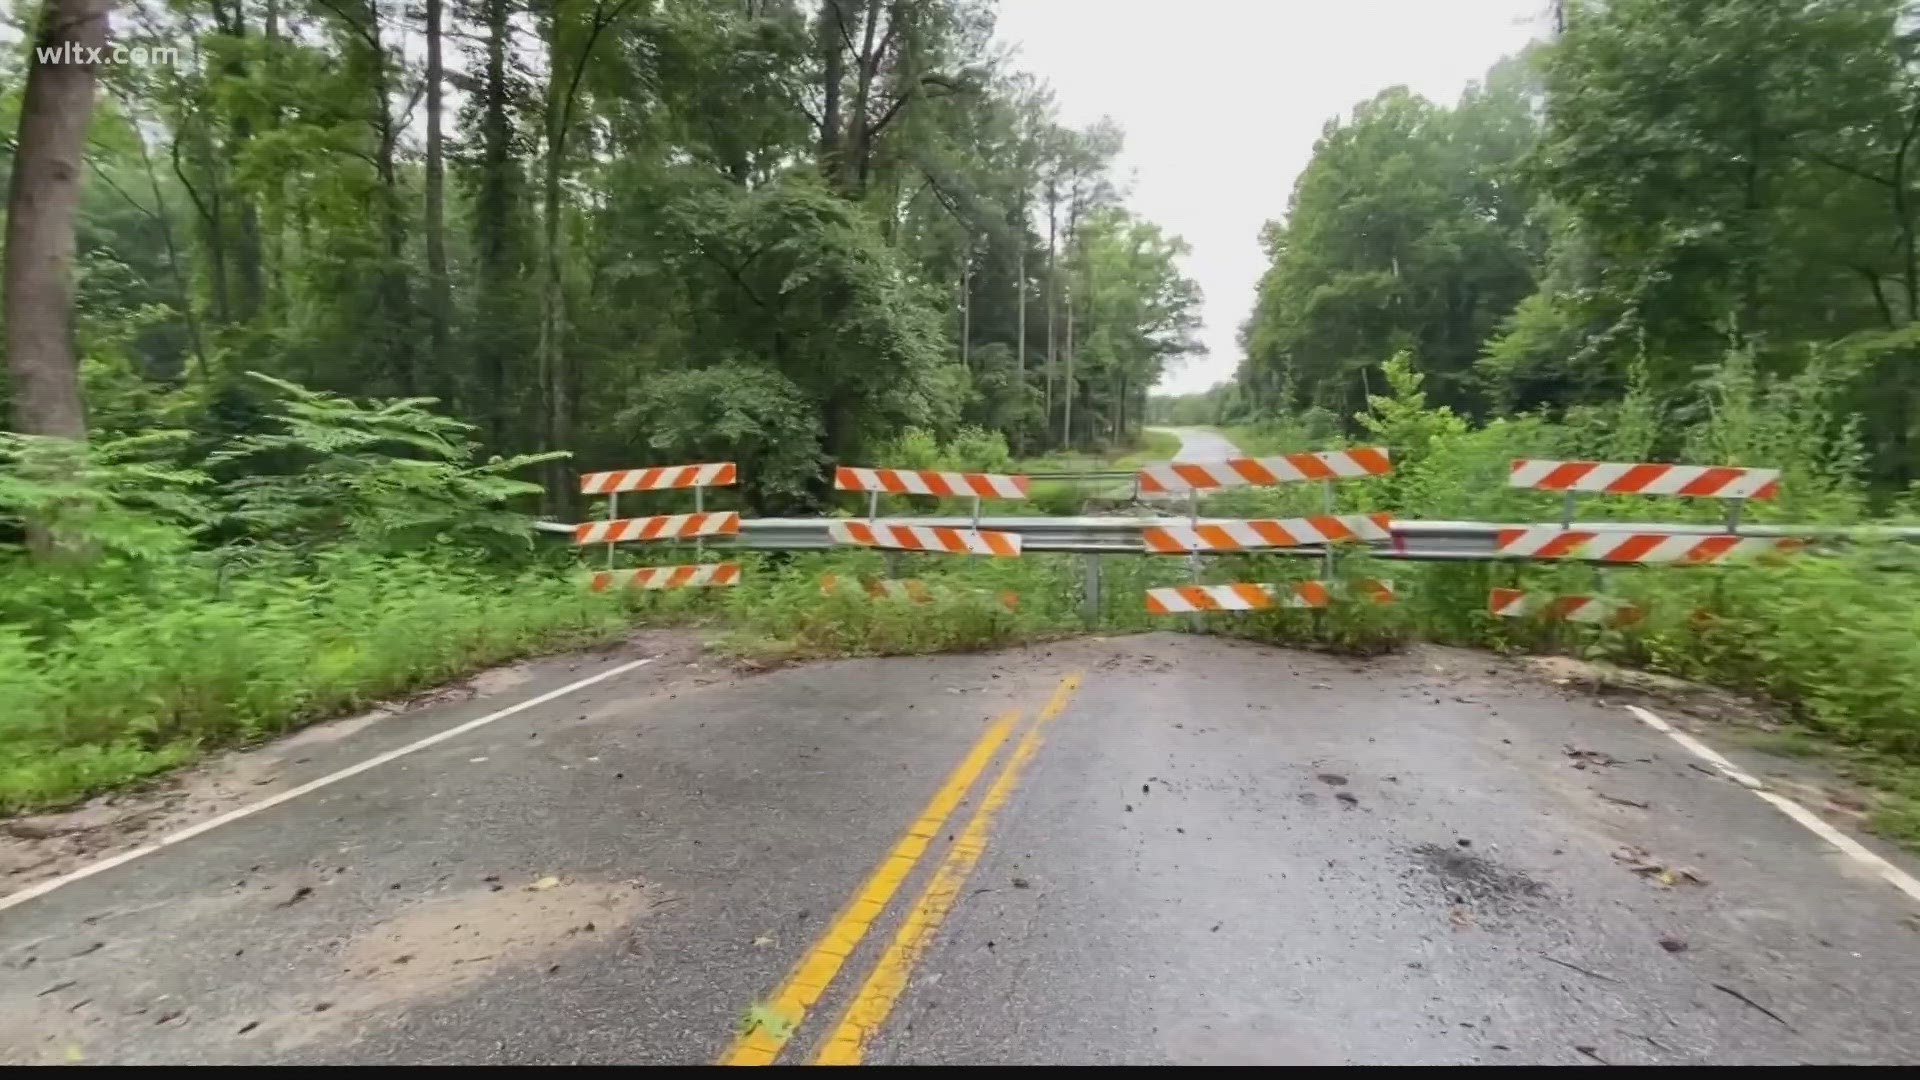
left=992, top=0, right=1549, bottom=395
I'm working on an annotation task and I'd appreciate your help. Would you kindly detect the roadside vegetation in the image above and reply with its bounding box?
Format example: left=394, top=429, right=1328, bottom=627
left=0, top=0, right=1199, bottom=813
left=7, top=0, right=1920, bottom=851
left=1145, top=0, right=1920, bottom=841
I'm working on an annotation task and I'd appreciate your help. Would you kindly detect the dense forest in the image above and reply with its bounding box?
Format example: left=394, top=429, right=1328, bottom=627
left=0, top=0, right=1208, bottom=808
left=1158, top=0, right=1920, bottom=496
left=1, top=0, right=1201, bottom=518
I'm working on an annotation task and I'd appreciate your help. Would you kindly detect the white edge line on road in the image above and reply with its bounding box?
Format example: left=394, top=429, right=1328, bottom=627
left=1624, top=703, right=1920, bottom=905
left=0, top=655, right=659, bottom=916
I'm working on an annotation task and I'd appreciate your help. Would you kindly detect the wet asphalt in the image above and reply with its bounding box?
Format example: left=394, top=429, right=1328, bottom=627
left=3, top=633, right=1918, bottom=1065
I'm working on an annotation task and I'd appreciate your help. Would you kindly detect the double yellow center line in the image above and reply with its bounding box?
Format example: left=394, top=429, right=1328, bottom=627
left=719, top=673, right=1082, bottom=1066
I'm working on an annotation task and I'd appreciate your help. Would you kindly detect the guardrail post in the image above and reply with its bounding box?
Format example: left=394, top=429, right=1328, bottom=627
left=1187, top=488, right=1203, bottom=634
left=1083, top=553, right=1101, bottom=626
left=605, top=492, right=618, bottom=570
left=693, top=484, right=704, bottom=562
left=1320, top=478, right=1335, bottom=584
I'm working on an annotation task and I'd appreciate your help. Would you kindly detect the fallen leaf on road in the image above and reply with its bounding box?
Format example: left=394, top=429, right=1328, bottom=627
left=1448, top=906, right=1475, bottom=930
left=63, top=1046, right=83, bottom=1063
left=529, top=876, right=560, bottom=891
left=1658, top=936, right=1689, bottom=953
left=752, top=935, right=774, bottom=947
left=740, top=1002, right=795, bottom=1040
left=1315, top=773, right=1348, bottom=786
left=1596, top=792, right=1649, bottom=809
left=1335, top=792, right=1359, bottom=807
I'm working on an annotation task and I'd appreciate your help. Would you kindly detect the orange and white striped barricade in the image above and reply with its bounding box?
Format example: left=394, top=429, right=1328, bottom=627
left=827, top=520, right=1021, bottom=557
left=1135, top=449, right=1392, bottom=494
left=820, top=572, right=933, bottom=603
left=1494, top=528, right=1804, bottom=564
left=1487, top=587, right=1641, bottom=627
left=588, top=562, right=740, bottom=592
left=1509, top=460, right=1779, bottom=502
left=1145, top=581, right=1329, bottom=614
left=1134, top=448, right=1393, bottom=622
left=1140, top=513, right=1391, bottom=553
left=834, top=466, right=1029, bottom=501
left=572, top=511, right=739, bottom=545
left=578, top=460, right=738, bottom=587
left=580, top=462, right=738, bottom=494
left=1353, top=578, right=1396, bottom=604
left=1509, top=457, right=1779, bottom=536
left=1504, top=457, right=1788, bottom=617
left=820, top=573, right=1017, bottom=612
left=832, top=466, right=1030, bottom=585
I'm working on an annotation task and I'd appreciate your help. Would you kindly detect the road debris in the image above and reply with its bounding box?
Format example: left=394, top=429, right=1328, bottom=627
left=1711, top=982, right=1792, bottom=1029
left=1596, top=792, right=1650, bottom=809
left=1539, top=952, right=1621, bottom=984
left=1657, top=936, right=1689, bottom=953
left=1316, top=773, right=1349, bottom=786
left=529, top=875, right=561, bottom=891
left=277, top=885, right=314, bottom=908
left=1611, top=845, right=1708, bottom=887
left=1564, top=746, right=1621, bottom=770
left=1336, top=792, right=1359, bottom=807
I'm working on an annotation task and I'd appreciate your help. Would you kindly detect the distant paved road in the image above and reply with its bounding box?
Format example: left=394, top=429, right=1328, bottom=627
left=4, top=634, right=1918, bottom=1064
left=1148, top=426, right=1243, bottom=462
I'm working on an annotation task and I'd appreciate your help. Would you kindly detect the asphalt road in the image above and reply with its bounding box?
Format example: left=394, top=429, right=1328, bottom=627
left=1152, top=425, right=1244, bottom=462
left=4, top=633, right=1918, bottom=1065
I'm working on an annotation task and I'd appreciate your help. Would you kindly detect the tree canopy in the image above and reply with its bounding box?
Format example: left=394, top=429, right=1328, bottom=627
left=0, top=0, right=1203, bottom=514
left=1230, top=0, right=1920, bottom=493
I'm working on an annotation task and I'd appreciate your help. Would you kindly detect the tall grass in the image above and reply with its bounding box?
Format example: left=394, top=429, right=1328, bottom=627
left=0, top=550, right=632, bottom=811
left=1214, top=353, right=1920, bottom=771
left=11, top=357, right=1919, bottom=823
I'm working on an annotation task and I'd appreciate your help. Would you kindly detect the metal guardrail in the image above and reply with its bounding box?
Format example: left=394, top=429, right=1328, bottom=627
left=534, top=516, right=1920, bottom=559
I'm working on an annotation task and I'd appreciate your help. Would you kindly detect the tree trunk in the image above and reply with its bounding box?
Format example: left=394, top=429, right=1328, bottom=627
left=539, top=144, right=570, bottom=512
left=1062, top=282, right=1075, bottom=450
left=835, top=0, right=882, bottom=194
left=210, top=0, right=262, bottom=323
left=262, top=0, right=284, bottom=320
left=425, top=0, right=452, bottom=402
left=959, top=249, right=971, bottom=371
left=537, top=0, right=634, bottom=513
left=474, top=0, right=517, bottom=450
left=1014, top=238, right=1026, bottom=453
left=816, top=0, right=847, bottom=175
left=134, top=121, right=207, bottom=379
left=5, top=0, right=112, bottom=442
left=1043, top=180, right=1057, bottom=437
left=365, top=2, right=414, bottom=395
